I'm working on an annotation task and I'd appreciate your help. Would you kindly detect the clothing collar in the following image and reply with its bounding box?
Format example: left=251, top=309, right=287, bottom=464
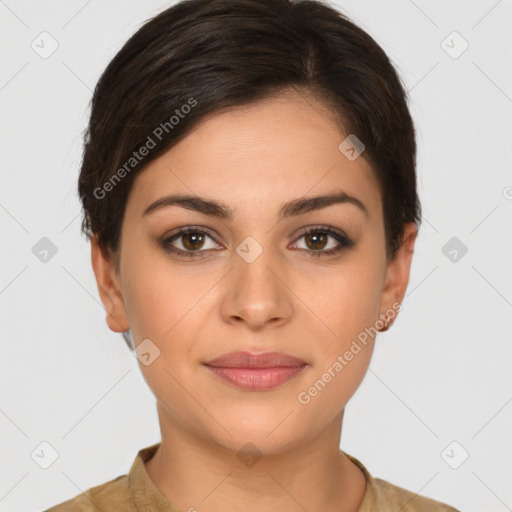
left=128, top=443, right=181, bottom=512
left=128, top=443, right=381, bottom=512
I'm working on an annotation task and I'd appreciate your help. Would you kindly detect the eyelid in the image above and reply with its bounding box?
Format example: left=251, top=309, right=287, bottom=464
left=290, top=224, right=351, bottom=242
left=161, top=225, right=223, bottom=249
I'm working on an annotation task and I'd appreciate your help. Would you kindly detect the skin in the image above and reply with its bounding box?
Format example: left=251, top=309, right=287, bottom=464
left=91, top=89, right=417, bottom=512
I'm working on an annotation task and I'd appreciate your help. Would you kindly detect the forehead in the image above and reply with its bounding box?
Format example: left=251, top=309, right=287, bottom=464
left=125, top=91, right=382, bottom=220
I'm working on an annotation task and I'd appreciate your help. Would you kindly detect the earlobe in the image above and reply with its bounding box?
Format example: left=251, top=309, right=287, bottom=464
left=90, top=234, right=129, bottom=333
left=378, top=223, right=418, bottom=331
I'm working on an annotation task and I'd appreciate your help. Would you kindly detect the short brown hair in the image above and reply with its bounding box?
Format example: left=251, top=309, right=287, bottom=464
left=78, top=0, right=421, bottom=265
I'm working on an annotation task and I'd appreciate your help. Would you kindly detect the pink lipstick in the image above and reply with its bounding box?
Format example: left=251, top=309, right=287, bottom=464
left=203, top=351, right=307, bottom=390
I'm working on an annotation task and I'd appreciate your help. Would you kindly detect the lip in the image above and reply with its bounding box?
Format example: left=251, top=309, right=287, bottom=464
left=204, top=351, right=307, bottom=368
left=203, top=351, right=308, bottom=391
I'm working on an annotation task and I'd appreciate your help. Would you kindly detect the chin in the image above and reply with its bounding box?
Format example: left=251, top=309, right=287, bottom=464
left=197, top=412, right=313, bottom=458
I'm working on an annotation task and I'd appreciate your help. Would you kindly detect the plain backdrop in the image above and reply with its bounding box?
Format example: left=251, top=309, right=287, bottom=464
left=1, top=1, right=511, bottom=511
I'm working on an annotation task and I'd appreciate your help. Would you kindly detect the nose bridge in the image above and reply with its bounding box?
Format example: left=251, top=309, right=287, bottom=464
left=221, top=235, right=292, bottom=327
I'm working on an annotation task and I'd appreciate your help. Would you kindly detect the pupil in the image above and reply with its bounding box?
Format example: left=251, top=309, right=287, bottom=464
left=183, top=232, right=204, bottom=250
left=307, top=232, right=326, bottom=250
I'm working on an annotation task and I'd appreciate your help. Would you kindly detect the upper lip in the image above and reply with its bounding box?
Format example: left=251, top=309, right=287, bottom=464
left=204, top=351, right=307, bottom=368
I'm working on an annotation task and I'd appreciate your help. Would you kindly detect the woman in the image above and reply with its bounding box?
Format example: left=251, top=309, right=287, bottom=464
left=45, top=0, right=459, bottom=510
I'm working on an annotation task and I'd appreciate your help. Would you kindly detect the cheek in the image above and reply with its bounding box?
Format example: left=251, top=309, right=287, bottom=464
left=297, top=340, right=374, bottom=410
left=122, top=256, right=211, bottom=426
left=292, top=265, right=381, bottom=426
left=123, top=249, right=210, bottom=341
left=298, top=259, right=383, bottom=345
left=122, top=251, right=220, bottom=402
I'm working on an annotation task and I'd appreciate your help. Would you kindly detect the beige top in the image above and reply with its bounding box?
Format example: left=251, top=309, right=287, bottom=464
left=44, top=443, right=459, bottom=511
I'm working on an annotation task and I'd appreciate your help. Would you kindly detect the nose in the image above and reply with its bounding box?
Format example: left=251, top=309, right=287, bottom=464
left=219, top=241, right=294, bottom=331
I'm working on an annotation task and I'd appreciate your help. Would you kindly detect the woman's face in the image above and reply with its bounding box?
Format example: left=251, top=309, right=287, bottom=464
left=92, top=90, right=416, bottom=454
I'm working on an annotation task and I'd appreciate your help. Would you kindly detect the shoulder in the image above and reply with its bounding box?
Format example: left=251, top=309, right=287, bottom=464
left=43, top=474, right=135, bottom=512
left=345, top=453, right=459, bottom=512
left=371, top=476, right=460, bottom=511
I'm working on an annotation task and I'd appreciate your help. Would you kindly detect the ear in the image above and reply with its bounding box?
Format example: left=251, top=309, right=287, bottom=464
left=90, top=234, right=129, bottom=333
left=378, top=222, right=417, bottom=330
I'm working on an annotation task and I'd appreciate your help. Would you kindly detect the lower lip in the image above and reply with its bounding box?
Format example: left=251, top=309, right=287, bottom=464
left=204, top=365, right=306, bottom=390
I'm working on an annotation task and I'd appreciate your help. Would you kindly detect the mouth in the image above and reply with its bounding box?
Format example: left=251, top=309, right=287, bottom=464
left=203, top=351, right=308, bottom=391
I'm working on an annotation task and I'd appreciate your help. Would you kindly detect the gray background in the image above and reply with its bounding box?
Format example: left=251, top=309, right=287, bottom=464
left=1, top=1, right=511, bottom=511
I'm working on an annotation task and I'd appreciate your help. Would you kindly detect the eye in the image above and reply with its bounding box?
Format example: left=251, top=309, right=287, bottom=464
left=160, top=225, right=354, bottom=260
left=161, top=227, right=222, bottom=258
left=290, top=226, right=354, bottom=259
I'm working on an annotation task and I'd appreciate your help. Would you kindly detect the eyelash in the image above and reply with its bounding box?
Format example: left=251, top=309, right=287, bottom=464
left=160, top=225, right=354, bottom=260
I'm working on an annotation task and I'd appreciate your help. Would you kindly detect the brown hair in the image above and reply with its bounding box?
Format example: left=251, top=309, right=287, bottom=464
left=79, top=0, right=421, bottom=268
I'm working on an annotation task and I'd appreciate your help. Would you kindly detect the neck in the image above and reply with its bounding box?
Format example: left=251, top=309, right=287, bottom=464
left=144, top=402, right=366, bottom=512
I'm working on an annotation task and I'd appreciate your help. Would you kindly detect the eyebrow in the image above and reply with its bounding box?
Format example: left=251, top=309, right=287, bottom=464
left=142, top=190, right=369, bottom=220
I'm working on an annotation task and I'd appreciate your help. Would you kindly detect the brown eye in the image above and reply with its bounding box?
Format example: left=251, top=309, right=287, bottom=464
left=291, top=226, right=354, bottom=259
left=161, top=228, right=221, bottom=258
left=303, top=231, right=329, bottom=251
left=181, top=231, right=206, bottom=250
